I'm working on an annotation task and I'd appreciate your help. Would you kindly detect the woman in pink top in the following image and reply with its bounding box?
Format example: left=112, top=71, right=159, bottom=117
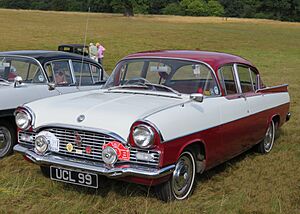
left=96, top=43, right=106, bottom=65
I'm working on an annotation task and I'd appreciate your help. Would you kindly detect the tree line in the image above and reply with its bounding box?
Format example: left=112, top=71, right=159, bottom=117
left=0, top=0, right=299, bottom=22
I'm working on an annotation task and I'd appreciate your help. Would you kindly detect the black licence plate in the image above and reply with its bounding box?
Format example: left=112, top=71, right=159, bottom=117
left=50, top=166, right=98, bottom=188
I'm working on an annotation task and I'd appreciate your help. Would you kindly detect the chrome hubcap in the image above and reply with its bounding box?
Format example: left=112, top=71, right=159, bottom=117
left=172, top=155, right=193, bottom=198
left=0, top=127, right=11, bottom=157
left=264, top=123, right=274, bottom=152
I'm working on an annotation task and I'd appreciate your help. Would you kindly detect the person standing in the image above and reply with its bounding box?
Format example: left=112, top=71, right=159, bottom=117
left=89, top=43, right=98, bottom=62
left=96, top=42, right=106, bottom=65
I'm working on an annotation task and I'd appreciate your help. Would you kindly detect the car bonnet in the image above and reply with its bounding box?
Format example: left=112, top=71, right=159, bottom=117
left=25, top=90, right=187, bottom=141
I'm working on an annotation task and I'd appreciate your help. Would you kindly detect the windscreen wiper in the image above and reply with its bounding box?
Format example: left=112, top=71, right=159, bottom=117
left=144, top=83, right=181, bottom=96
left=107, top=84, right=149, bottom=91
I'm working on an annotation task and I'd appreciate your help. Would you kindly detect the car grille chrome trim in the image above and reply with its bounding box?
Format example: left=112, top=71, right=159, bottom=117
left=18, top=128, right=160, bottom=166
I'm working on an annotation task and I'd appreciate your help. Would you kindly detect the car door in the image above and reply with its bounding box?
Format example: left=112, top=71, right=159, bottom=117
left=218, top=64, right=251, bottom=158
left=45, top=60, right=80, bottom=94
left=236, top=65, right=266, bottom=146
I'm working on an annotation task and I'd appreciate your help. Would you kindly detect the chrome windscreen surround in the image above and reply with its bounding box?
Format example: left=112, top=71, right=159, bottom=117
left=18, top=128, right=160, bottom=166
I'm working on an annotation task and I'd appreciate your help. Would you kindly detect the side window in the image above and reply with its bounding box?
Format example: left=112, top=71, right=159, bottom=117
left=171, top=64, right=220, bottom=96
left=73, top=61, right=93, bottom=86
left=50, top=61, right=73, bottom=85
left=27, top=64, right=46, bottom=83
left=218, top=65, right=238, bottom=95
left=250, top=68, right=258, bottom=90
left=45, top=64, right=54, bottom=82
left=237, top=65, right=254, bottom=93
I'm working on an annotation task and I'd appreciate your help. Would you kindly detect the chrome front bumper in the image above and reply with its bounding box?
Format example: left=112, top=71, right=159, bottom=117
left=14, top=144, right=175, bottom=179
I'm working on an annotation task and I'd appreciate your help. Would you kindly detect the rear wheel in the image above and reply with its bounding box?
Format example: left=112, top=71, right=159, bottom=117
left=155, top=150, right=196, bottom=202
left=0, top=121, right=16, bottom=158
left=257, top=120, right=275, bottom=153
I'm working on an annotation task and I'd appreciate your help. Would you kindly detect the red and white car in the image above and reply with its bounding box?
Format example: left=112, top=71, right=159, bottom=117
left=14, top=50, right=290, bottom=201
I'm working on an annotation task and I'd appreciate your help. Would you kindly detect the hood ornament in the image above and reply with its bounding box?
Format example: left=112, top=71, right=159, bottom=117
left=77, top=115, right=85, bottom=122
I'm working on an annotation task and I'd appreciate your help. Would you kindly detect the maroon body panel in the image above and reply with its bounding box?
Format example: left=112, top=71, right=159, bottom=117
left=126, top=102, right=290, bottom=186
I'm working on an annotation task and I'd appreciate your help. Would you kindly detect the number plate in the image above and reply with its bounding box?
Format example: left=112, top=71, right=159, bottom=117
left=50, top=166, right=98, bottom=188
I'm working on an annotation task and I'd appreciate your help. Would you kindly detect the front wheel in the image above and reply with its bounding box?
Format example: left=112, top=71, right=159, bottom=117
left=0, top=121, right=16, bottom=158
left=257, top=120, right=275, bottom=153
left=155, top=150, right=196, bottom=202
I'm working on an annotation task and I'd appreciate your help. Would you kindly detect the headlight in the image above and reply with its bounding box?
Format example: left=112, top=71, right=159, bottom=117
left=133, top=125, right=154, bottom=148
left=15, top=111, right=32, bottom=130
left=102, top=146, right=118, bottom=165
left=35, top=135, right=49, bottom=155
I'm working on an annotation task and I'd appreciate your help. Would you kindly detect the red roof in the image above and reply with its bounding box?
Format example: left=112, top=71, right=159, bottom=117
left=123, top=50, right=255, bottom=71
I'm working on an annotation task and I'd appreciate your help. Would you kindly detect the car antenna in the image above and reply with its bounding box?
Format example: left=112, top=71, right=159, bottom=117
left=78, top=6, right=91, bottom=89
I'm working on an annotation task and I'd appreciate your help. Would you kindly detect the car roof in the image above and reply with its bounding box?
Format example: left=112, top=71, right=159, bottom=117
left=123, top=50, right=256, bottom=71
left=58, top=44, right=88, bottom=48
left=0, top=50, right=96, bottom=65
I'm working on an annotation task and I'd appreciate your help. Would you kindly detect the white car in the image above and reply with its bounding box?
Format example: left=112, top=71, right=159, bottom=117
left=0, top=50, right=108, bottom=158
left=14, top=50, right=290, bottom=201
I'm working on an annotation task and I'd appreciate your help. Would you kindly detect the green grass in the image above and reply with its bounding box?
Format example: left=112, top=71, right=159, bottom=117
left=0, top=9, right=299, bottom=213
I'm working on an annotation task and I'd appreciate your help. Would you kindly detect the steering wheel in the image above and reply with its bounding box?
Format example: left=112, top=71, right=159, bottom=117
left=124, top=77, right=151, bottom=86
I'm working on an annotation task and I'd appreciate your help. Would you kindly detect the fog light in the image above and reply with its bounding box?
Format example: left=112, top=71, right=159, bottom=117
left=136, top=152, right=155, bottom=162
left=34, top=135, right=49, bottom=155
left=102, top=146, right=117, bottom=165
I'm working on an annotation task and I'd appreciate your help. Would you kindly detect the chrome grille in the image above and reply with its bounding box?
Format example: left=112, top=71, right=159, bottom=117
left=46, top=127, right=160, bottom=166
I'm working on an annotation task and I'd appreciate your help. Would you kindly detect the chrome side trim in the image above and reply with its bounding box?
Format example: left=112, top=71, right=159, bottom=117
left=14, top=144, right=174, bottom=179
left=255, top=84, right=289, bottom=93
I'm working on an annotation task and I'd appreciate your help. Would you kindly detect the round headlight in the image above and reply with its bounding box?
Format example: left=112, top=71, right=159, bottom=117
left=102, top=146, right=118, bottom=165
left=15, top=111, right=31, bottom=130
left=34, top=135, right=49, bottom=155
left=133, top=125, right=154, bottom=148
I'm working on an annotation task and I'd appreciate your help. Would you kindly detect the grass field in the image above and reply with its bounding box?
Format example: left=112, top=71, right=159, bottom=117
left=0, top=9, right=299, bottom=214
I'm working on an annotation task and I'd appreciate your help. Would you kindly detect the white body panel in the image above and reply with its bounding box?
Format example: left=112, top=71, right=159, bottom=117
left=25, top=89, right=290, bottom=142
left=0, top=83, right=103, bottom=113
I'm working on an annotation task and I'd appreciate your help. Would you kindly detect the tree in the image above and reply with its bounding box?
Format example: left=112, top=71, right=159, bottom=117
left=181, top=0, right=208, bottom=16
left=162, top=2, right=185, bottom=15
left=207, top=0, right=224, bottom=16
left=110, top=0, right=134, bottom=16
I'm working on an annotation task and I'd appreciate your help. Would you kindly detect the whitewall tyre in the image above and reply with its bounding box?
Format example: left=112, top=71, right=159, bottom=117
left=257, top=120, right=276, bottom=154
left=155, top=150, right=196, bottom=202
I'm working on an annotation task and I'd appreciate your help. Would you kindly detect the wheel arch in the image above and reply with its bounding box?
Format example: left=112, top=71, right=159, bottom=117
left=271, top=114, right=280, bottom=128
left=178, top=140, right=207, bottom=174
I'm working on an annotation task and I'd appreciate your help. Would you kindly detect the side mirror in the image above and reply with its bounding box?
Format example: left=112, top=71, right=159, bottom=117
left=48, top=82, right=56, bottom=91
left=190, top=93, right=204, bottom=103
left=14, top=76, right=23, bottom=88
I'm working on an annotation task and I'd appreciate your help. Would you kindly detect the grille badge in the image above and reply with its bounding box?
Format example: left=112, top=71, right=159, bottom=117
left=74, top=132, right=83, bottom=147
left=77, top=115, right=85, bottom=122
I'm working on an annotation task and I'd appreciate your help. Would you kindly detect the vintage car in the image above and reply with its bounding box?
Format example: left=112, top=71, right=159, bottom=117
left=13, top=50, right=290, bottom=201
left=58, top=44, right=89, bottom=57
left=0, top=50, right=108, bottom=158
